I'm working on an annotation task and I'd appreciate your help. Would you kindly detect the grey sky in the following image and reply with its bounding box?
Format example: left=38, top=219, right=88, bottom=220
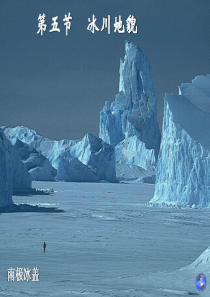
left=0, top=0, right=210, bottom=140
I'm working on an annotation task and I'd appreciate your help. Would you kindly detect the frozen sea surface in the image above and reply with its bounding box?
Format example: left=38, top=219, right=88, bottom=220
left=0, top=182, right=210, bottom=296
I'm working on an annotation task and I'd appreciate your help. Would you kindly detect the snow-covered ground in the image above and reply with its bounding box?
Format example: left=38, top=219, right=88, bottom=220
left=0, top=182, right=210, bottom=296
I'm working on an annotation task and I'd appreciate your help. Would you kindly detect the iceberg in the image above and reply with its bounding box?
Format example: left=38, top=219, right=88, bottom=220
left=14, top=139, right=57, bottom=181
left=99, top=41, right=160, bottom=182
left=71, top=133, right=116, bottom=182
left=0, top=128, right=31, bottom=206
left=151, top=75, right=210, bottom=207
left=99, top=41, right=161, bottom=156
left=2, top=127, right=116, bottom=183
left=0, top=129, right=13, bottom=207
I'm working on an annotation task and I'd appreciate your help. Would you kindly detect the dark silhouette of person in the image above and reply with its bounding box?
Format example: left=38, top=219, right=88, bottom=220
left=43, top=242, right=46, bottom=253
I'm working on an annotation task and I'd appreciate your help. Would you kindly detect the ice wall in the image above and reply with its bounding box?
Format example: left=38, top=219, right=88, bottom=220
left=151, top=75, right=210, bottom=207
left=99, top=41, right=161, bottom=156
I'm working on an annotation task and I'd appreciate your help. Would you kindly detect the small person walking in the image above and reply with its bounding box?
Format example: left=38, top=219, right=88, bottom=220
left=43, top=242, right=46, bottom=253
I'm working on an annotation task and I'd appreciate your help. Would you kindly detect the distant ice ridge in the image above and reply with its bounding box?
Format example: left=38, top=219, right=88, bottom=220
left=2, top=127, right=116, bottom=183
left=0, top=128, right=31, bottom=207
left=99, top=41, right=160, bottom=182
left=150, top=75, right=210, bottom=208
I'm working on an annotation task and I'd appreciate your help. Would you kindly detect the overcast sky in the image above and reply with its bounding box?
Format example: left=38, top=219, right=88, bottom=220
left=0, top=0, right=210, bottom=140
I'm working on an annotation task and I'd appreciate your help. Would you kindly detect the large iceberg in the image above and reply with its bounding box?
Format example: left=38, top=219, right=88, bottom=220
left=2, top=127, right=116, bottom=183
left=151, top=75, right=210, bottom=208
left=0, top=128, right=31, bottom=206
left=99, top=41, right=160, bottom=183
left=99, top=41, right=161, bottom=156
left=0, top=129, right=13, bottom=207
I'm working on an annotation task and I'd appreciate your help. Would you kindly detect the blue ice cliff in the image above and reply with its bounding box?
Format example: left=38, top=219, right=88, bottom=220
left=0, top=128, right=31, bottom=207
left=99, top=41, right=161, bottom=182
left=150, top=75, right=210, bottom=208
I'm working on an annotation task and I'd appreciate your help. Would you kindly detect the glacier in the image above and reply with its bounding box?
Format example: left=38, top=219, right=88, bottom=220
left=99, top=41, right=160, bottom=182
left=2, top=127, right=116, bottom=183
left=150, top=75, right=210, bottom=208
